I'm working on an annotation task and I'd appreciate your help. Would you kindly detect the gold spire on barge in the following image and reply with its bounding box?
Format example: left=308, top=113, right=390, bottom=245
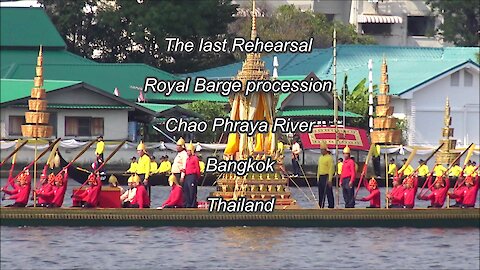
left=212, top=0, right=296, bottom=208
left=436, top=97, right=458, bottom=165
left=21, top=46, right=53, bottom=138
left=370, top=57, right=401, bottom=145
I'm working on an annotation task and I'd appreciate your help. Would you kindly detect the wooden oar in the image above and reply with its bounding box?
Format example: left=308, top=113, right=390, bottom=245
left=419, top=143, right=474, bottom=197
left=354, top=144, right=376, bottom=199
left=396, top=147, right=418, bottom=178
left=72, top=140, right=126, bottom=197
left=0, top=140, right=28, bottom=167
left=10, top=138, right=61, bottom=183
left=453, top=165, right=479, bottom=191
left=63, top=140, right=97, bottom=170
left=412, top=143, right=444, bottom=175
left=453, top=144, right=476, bottom=190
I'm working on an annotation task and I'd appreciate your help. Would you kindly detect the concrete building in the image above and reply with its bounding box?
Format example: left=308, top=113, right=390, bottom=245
left=350, top=0, right=445, bottom=47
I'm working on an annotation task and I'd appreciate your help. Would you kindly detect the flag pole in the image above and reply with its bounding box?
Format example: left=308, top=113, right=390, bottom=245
left=333, top=28, right=339, bottom=209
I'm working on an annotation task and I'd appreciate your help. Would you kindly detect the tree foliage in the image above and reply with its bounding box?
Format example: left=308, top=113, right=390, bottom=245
left=341, top=78, right=374, bottom=130
left=187, top=101, right=227, bottom=143
left=427, top=0, right=480, bottom=46
left=40, top=0, right=238, bottom=73
left=229, top=4, right=375, bottom=56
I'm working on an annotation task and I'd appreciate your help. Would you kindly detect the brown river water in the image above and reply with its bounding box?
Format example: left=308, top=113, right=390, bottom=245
left=1, top=180, right=479, bottom=269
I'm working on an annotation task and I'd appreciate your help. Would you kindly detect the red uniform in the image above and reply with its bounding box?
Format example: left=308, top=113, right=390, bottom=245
left=359, top=178, right=380, bottom=208
left=394, top=177, right=418, bottom=208
left=419, top=178, right=450, bottom=207
left=131, top=184, right=150, bottom=208
left=162, top=185, right=184, bottom=208
left=389, top=185, right=405, bottom=206
left=37, top=183, right=54, bottom=205
left=340, top=158, right=356, bottom=184
left=462, top=177, right=479, bottom=207
left=52, top=171, right=69, bottom=207
left=73, top=175, right=102, bottom=207
left=450, top=186, right=467, bottom=204
left=185, top=155, right=201, bottom=180
left=3, top=183, right=30, bottom=205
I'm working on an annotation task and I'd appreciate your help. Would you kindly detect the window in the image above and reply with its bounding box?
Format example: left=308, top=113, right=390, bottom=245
left=65, top=117, right=104, bottom=136
left=8, top=116, right=24, bottom=136
left=361, top=23, right=392, bottom=35
left=450, top=71, right=460, bottom=86
left=407, top=16, right=434, bottom=36
left=464, top=70, right=473, bottom=86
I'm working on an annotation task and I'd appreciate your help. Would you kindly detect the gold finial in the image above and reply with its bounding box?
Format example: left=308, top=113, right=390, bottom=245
left=444, top=97, right=451, bottom=127
left=250, top=0, right=257, bottom=40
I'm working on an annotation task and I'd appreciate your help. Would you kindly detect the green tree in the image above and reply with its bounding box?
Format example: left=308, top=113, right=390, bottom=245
left=41, top=0, right=238, bottom=73
left=187, top=101, right=227, bottom=143
left=427, top=0, right=480, bottom=46
left=341, top=78, right=373, bottom=130
left=229, top=4, right=375, bottom=59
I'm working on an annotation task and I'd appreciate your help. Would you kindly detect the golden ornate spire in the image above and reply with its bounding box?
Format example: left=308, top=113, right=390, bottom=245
left=444, top=97, right=451, bottom=128
left=379, top=56, right=389, bottom=95
left=22, top=45, right=52, bottom=138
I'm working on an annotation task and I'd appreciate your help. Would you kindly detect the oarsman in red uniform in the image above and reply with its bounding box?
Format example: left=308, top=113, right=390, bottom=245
left=184, top=142, right=201, bottom=208
left=400, top=176, right=418, bottom=208
left=357, top=178, right=380, bottom=208
left=129, top=175, right=150, bottom=209
left=50, top=168, right=68, bottom=208
left=449, top=176, right=479, bottom=208
left=158, top=174, right=184, bottom=209
left=72, top=173, right=101, bottom=208
left=449, top=184, right=467, bottom=207
left=417, top=176, right=450, bottom=208
left=387, top=177, right=405, bottom=208
left=1, top=169, right=31, bottom=207
left=35, top=172, right=56, bottom=207
left=340, top=146, right=356, bottom=208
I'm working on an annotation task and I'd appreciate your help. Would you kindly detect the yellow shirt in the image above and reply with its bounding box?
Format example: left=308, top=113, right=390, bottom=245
left=317, top=153, right=334, bottom=182
left=199, top=161, right=205, bottom=173
left=433, top=165, right=447, bottom=176
left=449, top=165, right=462, bottom=177
left=95, top=141, right=105, bottom=155
left=150, top=161, right=158, bottom=173
left=136, top=154, right=151, bottom=178
left=418, top=164, right=429, bottom=177
left=157, top=161, right=172, bottom=173
left=126, top=162, right=138, bottom=173
left=337, top=162, right=343, bottom=175
left=399, top=164, right=414, bottom=176
left=277, top=142, right=284, bottom=155
left=388, top=163, right=397, bottom=175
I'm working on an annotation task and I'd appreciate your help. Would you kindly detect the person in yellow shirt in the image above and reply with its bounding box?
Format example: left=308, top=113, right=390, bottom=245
left=126, top=157, right=138, bottom=173
left=157, top=156, right=171, bottom=174
left=198, top=155, right=205, bottom=174
left=449, top=161, right=462, bottom=180
left=388, top=158, right=397, bottom=177
left=399, top=158, right=414, bottom=176
left=95, top=136, right=105, bottom=160
left=336, top=158, right=343, bottom=176
left=317, top=141, right=334, bottom=208
left=464, top=161, right=477, bottom=177
left=135, top=141, right=151, bottom=186
left=433, top=163, right=447, bottom=177
left=417, top=159, right=429, bottom=177
left=150, top=155, right=158, bottom=174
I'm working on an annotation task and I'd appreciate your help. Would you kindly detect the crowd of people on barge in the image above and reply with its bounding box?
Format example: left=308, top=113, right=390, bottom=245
left=1, top=137, right=478, bottom=209
left=316, top=143, right=479, bottom=209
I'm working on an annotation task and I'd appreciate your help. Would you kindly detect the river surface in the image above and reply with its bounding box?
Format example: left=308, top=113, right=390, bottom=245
left=1, top=180, right=479, bottom=269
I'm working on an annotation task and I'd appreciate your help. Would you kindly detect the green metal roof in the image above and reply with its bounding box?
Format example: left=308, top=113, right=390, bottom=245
left=187, top=45, right=479, bottom=96
left=136, top=103, right=175, bottom=113
left=277, top=107, right=361, bottom=118
left=2, top=63, right=228, bottom=103
left=0, top=79, right=81, bottom=104
left=1, top=7, right=66, bottom=48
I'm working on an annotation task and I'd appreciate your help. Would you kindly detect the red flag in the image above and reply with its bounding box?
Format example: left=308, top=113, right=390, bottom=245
left=113, top=88, right=119, bottom=97
left=137, top=90, right=145, bottom=102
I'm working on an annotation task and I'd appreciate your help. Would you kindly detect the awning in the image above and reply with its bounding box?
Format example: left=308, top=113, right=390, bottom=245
left=358, top=14, right=403, bottom=24
left=299, top=126, right=371, bottom=151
